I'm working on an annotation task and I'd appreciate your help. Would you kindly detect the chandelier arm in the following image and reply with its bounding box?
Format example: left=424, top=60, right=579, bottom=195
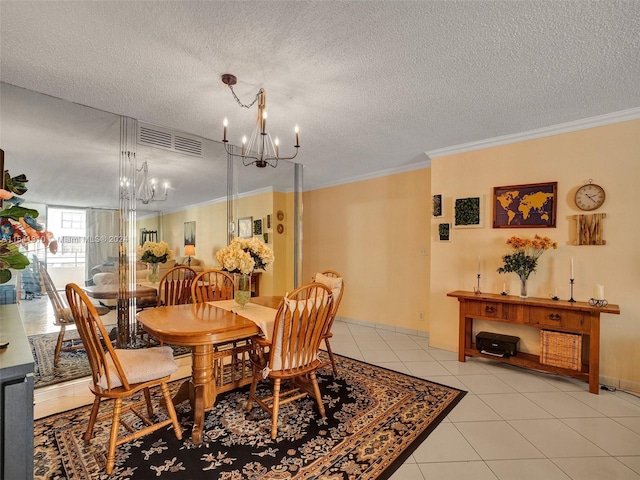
left=224, top=142, right=298, bottom=162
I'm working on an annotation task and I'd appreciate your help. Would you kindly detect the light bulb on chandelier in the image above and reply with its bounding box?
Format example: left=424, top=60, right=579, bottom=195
left=136, top=159, right=168, bottom=205
left=221, top=73, right=299, bottom=168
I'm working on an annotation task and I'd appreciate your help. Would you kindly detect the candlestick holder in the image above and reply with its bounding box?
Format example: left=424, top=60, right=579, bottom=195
left=549, top=294, right=560, bottom=301
left=473, top=274, right=481, bottom=295
left=568, top=278, right=576, bottom=302
left=500, top=289, right=510, bottom=296
left=588, top=298, right=608, bottom=307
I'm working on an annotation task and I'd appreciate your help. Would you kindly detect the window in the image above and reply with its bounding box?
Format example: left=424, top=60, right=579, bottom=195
left=61, top=211, right=85, bottom=230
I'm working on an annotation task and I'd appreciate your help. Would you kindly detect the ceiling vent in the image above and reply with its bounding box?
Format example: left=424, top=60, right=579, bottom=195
left=138, top=123, right=203, bottom=157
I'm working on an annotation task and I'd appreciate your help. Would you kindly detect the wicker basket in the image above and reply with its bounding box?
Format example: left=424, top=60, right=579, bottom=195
left=540, top=330, right=582, bottom=371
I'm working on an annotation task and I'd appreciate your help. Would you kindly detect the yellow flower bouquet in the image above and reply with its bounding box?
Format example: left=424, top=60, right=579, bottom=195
left=138, top=241, right=174, bottom=264
left=216, top=237, right=274, bottom=275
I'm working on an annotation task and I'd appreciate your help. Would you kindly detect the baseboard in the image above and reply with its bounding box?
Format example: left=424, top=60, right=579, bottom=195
left=334, top=316, right=429, bottom=338
left=600, top=374, right=640, bottom=395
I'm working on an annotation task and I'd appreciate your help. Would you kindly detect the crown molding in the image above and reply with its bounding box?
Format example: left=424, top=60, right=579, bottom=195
left=306, top=157, right=432, bottom=192
left=426, top=107, right=640, bottom=159
left=306, top=108, right=640, bottom=192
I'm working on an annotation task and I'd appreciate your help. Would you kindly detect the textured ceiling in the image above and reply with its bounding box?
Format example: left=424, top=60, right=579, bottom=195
left=1, top=1, right=640, bottom=201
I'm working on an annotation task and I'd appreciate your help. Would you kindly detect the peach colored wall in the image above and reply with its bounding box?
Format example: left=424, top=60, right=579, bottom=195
left=158, top=200, right=227, bottom=269
left=303, top=169, right=431, bottom=332
left=430, top=119, right=640, bottom=391
left=146, top=191, right=295, bottom=297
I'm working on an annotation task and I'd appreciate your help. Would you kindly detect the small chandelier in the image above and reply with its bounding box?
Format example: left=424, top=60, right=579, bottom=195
left=136, top=160, right=168, bottom=204
left=221, top=74, right=299, bottom=168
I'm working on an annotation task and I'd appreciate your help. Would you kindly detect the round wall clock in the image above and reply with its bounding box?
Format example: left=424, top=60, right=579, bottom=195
left=575, top=181, right=605, bottom=211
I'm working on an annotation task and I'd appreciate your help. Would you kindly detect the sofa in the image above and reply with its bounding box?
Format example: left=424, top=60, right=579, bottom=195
left=173, top=256, right=205, bottom=273
left=92, top=261, right=178, bottom=285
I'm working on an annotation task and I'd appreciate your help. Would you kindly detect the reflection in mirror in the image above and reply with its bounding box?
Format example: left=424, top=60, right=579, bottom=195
left=228, top=153, right=302, bottom=294
left=1, top=82, right=301, bottom=351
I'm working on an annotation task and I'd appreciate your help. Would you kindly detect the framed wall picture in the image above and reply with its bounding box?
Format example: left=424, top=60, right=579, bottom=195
left=493, top=181, right=557, bottom=228
left=453, top=196, right=483, bottom=228
left=266, top=214, right=272, bottom=229
left=438, top=223, right=451, bottom=241
left=253, top=218, right=263, bottom=236
left=184, top=221, right=196, bottom=246
left=238, top=216, right=253, bottom=238
left=432, top=194, right=443, bottom=217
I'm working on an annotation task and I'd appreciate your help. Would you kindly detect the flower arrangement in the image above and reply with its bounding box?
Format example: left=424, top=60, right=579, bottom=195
left=138, top=241, right=174, bottom=264
left=0, top=171, right=57, bottom=284
left=497, top=234, right=557, bottom=282
left=216, top=237, right=274, bottom=275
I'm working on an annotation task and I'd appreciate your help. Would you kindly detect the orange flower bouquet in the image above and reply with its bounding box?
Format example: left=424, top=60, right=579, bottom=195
left=497, top=235, right=557, bottom=297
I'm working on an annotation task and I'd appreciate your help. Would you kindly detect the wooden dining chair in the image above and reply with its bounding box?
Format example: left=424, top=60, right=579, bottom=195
left=191, top=269, right=235, bottom=303
left=158, top=265, right=196, bottom=307
left=312, top=270, right=345, bottom=376
left=65, top=283, right=182, bottom=474
left=39, top=264, right=110, bottom=366
left=246, top=282, right=333, bottom=439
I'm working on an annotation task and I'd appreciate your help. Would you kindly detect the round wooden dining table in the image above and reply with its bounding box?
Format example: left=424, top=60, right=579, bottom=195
left=136, top=296, right=281, bottom=444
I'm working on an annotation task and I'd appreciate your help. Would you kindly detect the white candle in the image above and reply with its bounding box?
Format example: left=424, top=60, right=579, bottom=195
left=477, top=257, right=481, bottom=274
left=570, top=257, right=574, bottom=279
left=503, top=283, right=506, bottom=292
left=594, top=284, right=605, bottom=300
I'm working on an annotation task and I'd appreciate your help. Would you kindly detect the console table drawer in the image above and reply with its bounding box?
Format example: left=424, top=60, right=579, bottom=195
left=465, top=301, right=517, bottom=321
left=527, top=307, right=590, bottom=332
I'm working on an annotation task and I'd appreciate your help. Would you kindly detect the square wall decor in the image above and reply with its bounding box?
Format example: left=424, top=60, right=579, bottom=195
left=454, top=196, right=483, bottom=228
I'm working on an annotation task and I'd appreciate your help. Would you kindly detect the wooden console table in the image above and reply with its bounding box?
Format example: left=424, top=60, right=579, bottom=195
left=447, top=290, right=620, bottom=394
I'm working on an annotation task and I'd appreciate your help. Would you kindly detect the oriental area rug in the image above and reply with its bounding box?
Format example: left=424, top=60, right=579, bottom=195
left=29, top=331, right=191, bottom=388
left=34, top=354, right=465, bottom=479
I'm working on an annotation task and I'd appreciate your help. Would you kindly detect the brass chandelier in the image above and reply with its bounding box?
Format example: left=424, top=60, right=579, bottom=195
left=221, top=74, right=299, bottom=168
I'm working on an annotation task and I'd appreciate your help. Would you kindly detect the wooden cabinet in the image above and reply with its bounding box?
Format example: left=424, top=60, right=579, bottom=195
left=526, top=306, right=590, bottom=332
left=447, top=291, right=620, bottom=394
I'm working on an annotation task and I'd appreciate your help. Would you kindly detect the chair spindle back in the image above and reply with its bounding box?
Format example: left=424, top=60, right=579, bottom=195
left=158, top=266, right=196, bottom=306
left=192, top=269, right=235, bottom=303
left=66, top=283, right=130, bottom=392
left=269, top=282, right=333, bottom=373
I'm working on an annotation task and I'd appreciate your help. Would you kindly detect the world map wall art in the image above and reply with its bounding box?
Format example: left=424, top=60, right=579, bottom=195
left=493, top=182, right=557, bottom=228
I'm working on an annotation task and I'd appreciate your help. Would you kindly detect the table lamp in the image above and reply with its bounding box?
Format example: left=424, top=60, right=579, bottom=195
left=184, top=245, right=195, bottom=267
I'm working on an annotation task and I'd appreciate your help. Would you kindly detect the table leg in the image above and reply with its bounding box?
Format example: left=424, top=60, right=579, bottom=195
left=192, top=384, right=205, bottom=444
left=458, top=301, right=469, bottom=362
left=171, top=380, right=192, bottom=407
left=188, top=344, right=215, bottom=444
left=116, top=298, right=131, bottom=349
left=589, top=314, right=601, bottom=394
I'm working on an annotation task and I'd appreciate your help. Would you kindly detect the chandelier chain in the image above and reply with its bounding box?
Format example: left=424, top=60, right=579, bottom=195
left=228, top=85, right=264, bottom=109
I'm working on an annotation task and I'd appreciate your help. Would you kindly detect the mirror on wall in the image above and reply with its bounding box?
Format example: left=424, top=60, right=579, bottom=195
left=1, top=82, right=301, bottom=338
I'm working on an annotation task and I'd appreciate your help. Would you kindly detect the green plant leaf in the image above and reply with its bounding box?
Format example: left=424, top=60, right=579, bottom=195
left=0, top=269, right=12, bottom=284
left=1, top=250, right=30, bottom=269
left=0, top=205, right=40, bottom=221
left=3, top=171, right=28, bottom=196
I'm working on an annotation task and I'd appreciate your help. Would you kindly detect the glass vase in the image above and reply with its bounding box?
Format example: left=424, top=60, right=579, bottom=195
left=519, top=275, right=528, bottom=298
left=148, top=263, right=160, bottom=283
left=234, top=273, right=251, bottom=308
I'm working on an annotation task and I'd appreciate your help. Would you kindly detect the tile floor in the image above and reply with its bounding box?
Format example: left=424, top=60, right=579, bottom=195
left=22, top=295, right=640, bottom=479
